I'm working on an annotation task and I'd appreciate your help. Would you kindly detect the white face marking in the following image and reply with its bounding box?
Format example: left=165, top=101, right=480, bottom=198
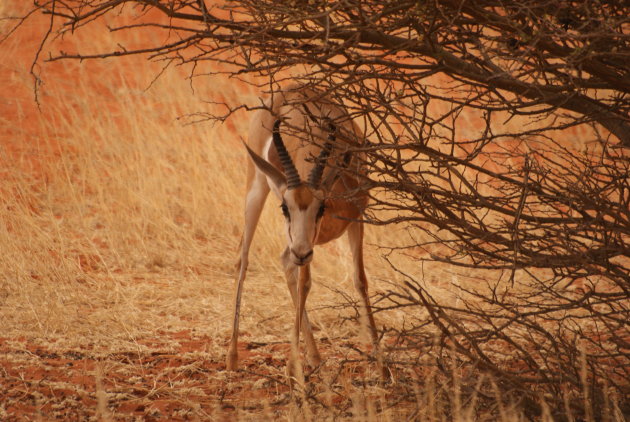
left=281, top=187, right=326, bottom=266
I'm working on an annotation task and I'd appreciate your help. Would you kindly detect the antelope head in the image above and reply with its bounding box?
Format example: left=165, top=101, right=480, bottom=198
left=244, top=120, right=335, bottom=266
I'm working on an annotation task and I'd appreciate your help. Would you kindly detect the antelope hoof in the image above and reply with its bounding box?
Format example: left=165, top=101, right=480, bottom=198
left=226, top=349, right=239, bottom=371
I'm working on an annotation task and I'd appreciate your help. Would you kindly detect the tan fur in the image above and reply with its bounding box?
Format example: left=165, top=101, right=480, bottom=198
left=316, top=174, right=366, bottom=244
left=291, top=185, right=313, bottom=210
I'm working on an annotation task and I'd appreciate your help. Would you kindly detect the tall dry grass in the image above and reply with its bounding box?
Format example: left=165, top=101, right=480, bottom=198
left=0, top=0, right=422, bottom=365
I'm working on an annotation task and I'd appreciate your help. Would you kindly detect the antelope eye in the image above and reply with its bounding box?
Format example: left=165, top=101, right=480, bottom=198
left=281, top=203, right=290, bottom=219
left=316, top=203, right=326, bottom=219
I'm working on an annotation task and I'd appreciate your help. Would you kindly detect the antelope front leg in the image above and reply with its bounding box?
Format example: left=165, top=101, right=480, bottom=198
left=289, top=264, right=319, bottom=379
left=283, top=249, right=321, bottom=367
left=226, top=176, right=269, bottom=370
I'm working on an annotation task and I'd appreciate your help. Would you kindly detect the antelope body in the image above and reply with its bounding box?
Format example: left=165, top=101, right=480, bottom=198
left=226, top=85, right=378, bottom=371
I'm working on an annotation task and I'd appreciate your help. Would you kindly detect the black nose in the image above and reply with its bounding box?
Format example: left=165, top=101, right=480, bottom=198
left=292, top=249, right=313, bottom=263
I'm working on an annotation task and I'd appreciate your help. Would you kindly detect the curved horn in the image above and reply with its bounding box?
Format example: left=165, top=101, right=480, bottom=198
left=272, top=120, right=302, bottom=189
left=308, top=123, right=335, bottom=188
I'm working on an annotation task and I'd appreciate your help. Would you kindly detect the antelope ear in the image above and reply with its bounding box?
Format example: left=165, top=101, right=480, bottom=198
left=243, top=142, right=287, bottom=190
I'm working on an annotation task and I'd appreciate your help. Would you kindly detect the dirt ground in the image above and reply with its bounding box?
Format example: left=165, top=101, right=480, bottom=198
left=1, top=334, right=280, bottom=420
left=1, top=329, right=401, bottom=420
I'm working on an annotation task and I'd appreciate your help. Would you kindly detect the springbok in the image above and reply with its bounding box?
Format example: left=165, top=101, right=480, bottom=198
left=226, top=85, right=378, bottom=372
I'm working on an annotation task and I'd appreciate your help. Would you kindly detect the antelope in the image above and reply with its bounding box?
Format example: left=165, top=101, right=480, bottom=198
left=226, top=85, right=379, bottom=373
